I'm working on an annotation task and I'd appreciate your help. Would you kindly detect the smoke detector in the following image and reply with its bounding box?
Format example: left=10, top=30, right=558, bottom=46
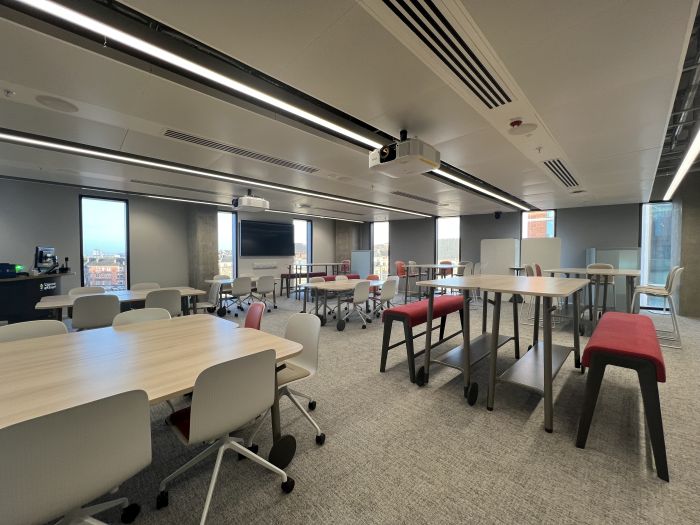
left=508, top=118, right=538, bottom=136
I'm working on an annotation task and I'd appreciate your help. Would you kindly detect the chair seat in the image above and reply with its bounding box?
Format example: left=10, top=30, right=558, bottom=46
left=277, top=362, right=311, bottom=386
left=382, top=295, right=463, bottom=327
left=196, top=301, right=216, bottom=309
left=582, top=312, right=665, bottom=382
left=167, top=406, right=192, bottom=442
left=634, top=285, right=669, bottom=296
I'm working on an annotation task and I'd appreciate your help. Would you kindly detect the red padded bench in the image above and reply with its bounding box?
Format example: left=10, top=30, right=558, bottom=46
left=322, top=274, right=360, bottom=281
left=576, top=312, right=668, bottom=481
left=380, top=295, right=464, bottom=382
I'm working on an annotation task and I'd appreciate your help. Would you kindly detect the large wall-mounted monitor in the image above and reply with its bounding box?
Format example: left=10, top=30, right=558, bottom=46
left=240, top=220, right=294, bottom=257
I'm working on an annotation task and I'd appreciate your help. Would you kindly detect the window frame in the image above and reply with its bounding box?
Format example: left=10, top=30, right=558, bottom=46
left=79, top=194, right=130, bottom=289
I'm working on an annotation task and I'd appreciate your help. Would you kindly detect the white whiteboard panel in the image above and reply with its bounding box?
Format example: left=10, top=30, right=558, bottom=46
left=521, top=238, right=562, bottom=273
left=481, top=238, right=519, bottom=301
left=351, top=250, right=372, bottom=278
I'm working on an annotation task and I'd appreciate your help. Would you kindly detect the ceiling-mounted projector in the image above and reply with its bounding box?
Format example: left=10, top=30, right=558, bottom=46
left=369, top=130, right=440, bottom=177
left=233, top=190, right=269, bottom=212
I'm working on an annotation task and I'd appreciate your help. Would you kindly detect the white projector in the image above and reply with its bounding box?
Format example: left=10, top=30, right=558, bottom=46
left=369, top=137, right=440, bottom=177
left=232, top=195, right=269, bottom=212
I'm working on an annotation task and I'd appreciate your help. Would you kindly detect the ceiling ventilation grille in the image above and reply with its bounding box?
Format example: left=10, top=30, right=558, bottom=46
left=391, top=190, right=441, bottom=205
left=163, top=129, right=319, bottom=173
left=543, top=159, right=579, bottom=188
left=382, top=0, right=511, bottom=109
left=311, top=207, right=364, bottom=216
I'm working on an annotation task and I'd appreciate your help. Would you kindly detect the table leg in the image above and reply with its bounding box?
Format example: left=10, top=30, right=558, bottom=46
left=268, top=370, right=296, bottom=469
left=302, top=286, right=307, bottom=313
left=512, top=298, right=520, bottom=359
left=190, top=295, right=197, bottom=315
left=486, top=292, right=502, bottom=411
left=593, top=276, right=601, bottom=329
left=273, top=287, right=276, bottom=309
left=323, top=290, right=328, bottom=325
left=315, top=288, right=319, bottom=317
left=573, top=290, right=581, bottom=369
left=404, top=272, right=409, bottom=304
left=626, top=275, right=635, bottom=313
left=462, top=290, right=476, bottom=403
left=533, top=296, right=540, bottom=347
left=55, top=307, right=63, bottom=322
left=417, top=288, right=435, bottom=386
left=602, top=276, right=609, bottom=315
left=543, top=296, right=554, bottom=433
left=482, top=291, right=488, bottom=333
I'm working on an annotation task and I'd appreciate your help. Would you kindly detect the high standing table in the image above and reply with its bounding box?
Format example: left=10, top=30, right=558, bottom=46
left=417, top=275, right=589, bottom=433
left=0, top=315, right=302, bottom=468
left=35, top=286, right=206, bottom=320
left=404, top=263, right=464, bottom=303
left=285, top=263, right=344, bottom=298
left=301, top=279, right=384, bottom=330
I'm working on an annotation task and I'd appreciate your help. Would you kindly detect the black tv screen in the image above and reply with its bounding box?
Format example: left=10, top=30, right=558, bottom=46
left=240, top=220, right=294, bottom=257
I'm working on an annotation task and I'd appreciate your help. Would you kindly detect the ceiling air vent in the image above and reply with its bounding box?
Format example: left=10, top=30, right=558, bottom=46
left=391, top=190, right=444, bottom=206
left=382, top=0, right=511, bottom=109
left=543, top=159, right=579, bottom=188
left=163, top=129, right=319, bottom=174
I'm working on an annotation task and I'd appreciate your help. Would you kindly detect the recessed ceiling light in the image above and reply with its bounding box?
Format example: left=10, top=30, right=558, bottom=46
left=35, top=95, right=79, bottom=113
left=663, top=127, right=700, bottom=201
left=432, top=168, right=530, bottom=211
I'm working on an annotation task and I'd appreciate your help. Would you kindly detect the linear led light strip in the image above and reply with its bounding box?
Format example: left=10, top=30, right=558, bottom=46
left=147, top=195, right=364, bottom=223
left=0, top=131, right=429, bottom=217
left=663, top=127, right=700, bottom=200
left=433, top=168, right=530, bottom=211
left=15, top=0, right=383, bottom=150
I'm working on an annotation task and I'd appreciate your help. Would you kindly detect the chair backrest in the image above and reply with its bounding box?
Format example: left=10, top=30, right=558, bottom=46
left=72, top=294, right=120, bottom=330
left=113, top=308, right=171, bottom=326
left=669, top=267, right=684, bottom=294
left=244, top=302, right=265, bottom=329
left=524, top=264, right=535, bottom=277
left=0, top=320, right=67, bottom=343
left=534, top=263, right=543, bottom=276
left=130, top=282, right=160, bottom=291
left=145, top=289, right=182, bottom=317
left=439, top=259, right=453, bottom=265
left=395, top=260, right=406, bottom=277
left=340, top=259, right=351, bottom=273
left=353, top=280, right=370, bottom=303
left=310, top=276, right=325, bottom=283
left=285, top=313, right=321, bottom=376
left=188, top=350, right=275, bottom=444
left=664, top=266, right=681, bottom=290
left=459, top=261, right=474, bottom=276
left=207, top=280, right=222, bottom=305
left=256, top=275, right=275, bottom=294
left=587, top=263, right=613, bottom=270
left=336, top=274, right=348, bottom=281
left=230, top=276, right=252, bottom=296
left=0, top=390, right=151, bottom=525
left=68, top=286, right=105, bottom=296
left=380, top=278, right=398, bottom=302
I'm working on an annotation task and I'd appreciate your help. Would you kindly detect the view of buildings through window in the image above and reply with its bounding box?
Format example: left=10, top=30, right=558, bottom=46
left=522, top=210, right=555, bottom=238
left=641, top=203, right=673, bottom=308
left=80, top=197, right=128, bottom=291
left=436, top=217, right=460, bottom=263
left=217, top=211, right=235, bottom=278
left=293, top=219, right=311, bottom=266
left=372, top=222, right=389, bottom=278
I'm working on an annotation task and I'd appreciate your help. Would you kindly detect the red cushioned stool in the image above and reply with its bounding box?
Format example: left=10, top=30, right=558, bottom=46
left=380, top=295, right=464, bottom=382
left=576, top=312, right=668, bottom=481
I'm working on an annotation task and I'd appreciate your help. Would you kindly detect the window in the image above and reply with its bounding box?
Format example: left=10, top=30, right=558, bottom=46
left=80, top=196, right=128, bottom=290
left=217, top=211, right=237, bottom=277
left=522, top=210, right=555, bottom=238
left=372, top=221, right=389, bottom=278
left=640, top=203, right=673, bottom=308
left=293, top=219, right=312, bottom=266
left=436, top=217, right=460, bottom=263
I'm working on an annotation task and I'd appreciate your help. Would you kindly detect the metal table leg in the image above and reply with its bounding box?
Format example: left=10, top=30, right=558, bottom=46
left=482, top=291, right=488, bottom=334
left=626, top=275, right=635, bottom=313
left=512, top=298, right=520, bottom=359
left=573, top=290, right=582, bottom=369
left=302, top=286, right=307, bottom=313
left=543, top=296, right=554, bottom=433
left=602, top=275, right=609, bottom=315
left=462, top=290, right=477, bottom=403
left=486, top=292, right=502, bottom=411
left=415, top=288, right=435, bottom=385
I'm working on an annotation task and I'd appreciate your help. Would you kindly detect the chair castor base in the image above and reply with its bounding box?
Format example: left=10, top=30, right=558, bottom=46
left=207, top=307, right=216, bottom=314
left=274, top=305, right=278, bottom=309
left=281, top=477, right=295, bottom=493
left=216, top=307, right=227, bottom=317
left=156, top=491, right=168, bottom=510
left=361, top=324, right=366, bottom=329
left=308, top=400, right=316, bottom=411
left=238, top=443, right=259, bottom=460
left=464, top=382, right=478, bottom=406
left=337, top=319, right=346, bottom=331
left=315, top=433, right=326, bottom=445
left=121, top=503, right=140, bottom=524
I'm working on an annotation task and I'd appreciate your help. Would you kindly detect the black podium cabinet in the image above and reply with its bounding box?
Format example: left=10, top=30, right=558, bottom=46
left=0, top=273, right=71, bottom=324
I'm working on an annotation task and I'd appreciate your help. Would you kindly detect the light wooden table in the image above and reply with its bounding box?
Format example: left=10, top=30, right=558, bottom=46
left=0, top=315, right=301, bottom=467
left=35, top=287, right=207, bottom=320
left=285, top=262, right=345, bottom=298
left=301, top=279, right=384, bottom=330
left=404, top=263, right=466, bottom=303
left=416, top=274, right=589, bottom=433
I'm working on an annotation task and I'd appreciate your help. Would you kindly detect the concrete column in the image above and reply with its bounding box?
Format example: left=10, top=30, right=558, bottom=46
left=335, top=222, right=361, bottom=262
left=187, top=206, right=218, bottom=291
left=675, top=175, right=700, bottom=316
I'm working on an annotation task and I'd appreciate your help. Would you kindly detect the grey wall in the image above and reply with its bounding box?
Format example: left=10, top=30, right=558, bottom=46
left=556, top=204, right=640, bottom=268
left=312, top=219, right=336, bottom=263
left=0, top=179, right=190, bottom=292
left=389, top=218, right=435, bottom=269
left=460, top=212, right=520, bottom=263
left=674, top=175, right=699, bottom=316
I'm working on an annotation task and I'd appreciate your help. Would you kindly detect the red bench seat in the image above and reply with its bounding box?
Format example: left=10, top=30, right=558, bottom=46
left=577, top=312, right=668, bottom=481
left=382, top=295, right=464, bottom=327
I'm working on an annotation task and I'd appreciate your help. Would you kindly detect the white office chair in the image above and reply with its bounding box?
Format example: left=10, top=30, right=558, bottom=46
left=254, top=275, right=276, bottom=312
left=337, top=280, right=371, bottom=330
left=587, top=263, right=616, bottom=311
left=308, top=276, right=333, bottom=318
left=335, top=274, right=348, bottom=281
left=371, top=277, right=398, bottom=318
left=213, top=273, right=232, bottom=299
left=72, top=294, right=120, bottom=330
left=130, top=282, right=160, bottom=291
left=145, top=289, right=182, bottom=317
left=228, top=277, right=253, bottom=317
left=195, top=280, right=223, bottom=316
left=113, top=308, right=171, bottom=326
left=0, top=319, right=67, bottom=342
left=633, top=266, right=684, bottom=348
left=248, top=314, right=324, bottom=447
left=0, top=390, right=151, bottom=525
left=454, top=261, right=473, bottom=277
left=157, top=350, right=294, bottom=524
left=69, top=286, right=105, bottom=295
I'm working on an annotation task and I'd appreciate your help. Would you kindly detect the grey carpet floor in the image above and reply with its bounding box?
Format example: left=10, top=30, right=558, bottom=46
left=93, top=297, right=700, bottom=524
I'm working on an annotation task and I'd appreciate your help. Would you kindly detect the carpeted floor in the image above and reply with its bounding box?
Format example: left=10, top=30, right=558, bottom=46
left=94, top=296, right=700, bottom=524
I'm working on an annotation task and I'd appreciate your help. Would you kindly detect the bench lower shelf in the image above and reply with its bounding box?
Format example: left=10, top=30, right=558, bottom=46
left=433, top=332, right=514, bottom=371
left=498, top=341, right=572, bottom=395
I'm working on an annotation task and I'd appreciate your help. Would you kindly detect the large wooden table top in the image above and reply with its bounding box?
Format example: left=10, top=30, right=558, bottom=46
left=416, top=274, right=589, bottom=297
left=544, top=267, right=641, bottom=277
left=301, top=279, right=384, bottom=291
left=35, top=286, right=206, bottom=310
left=0, top=315, right=302, bottom=430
